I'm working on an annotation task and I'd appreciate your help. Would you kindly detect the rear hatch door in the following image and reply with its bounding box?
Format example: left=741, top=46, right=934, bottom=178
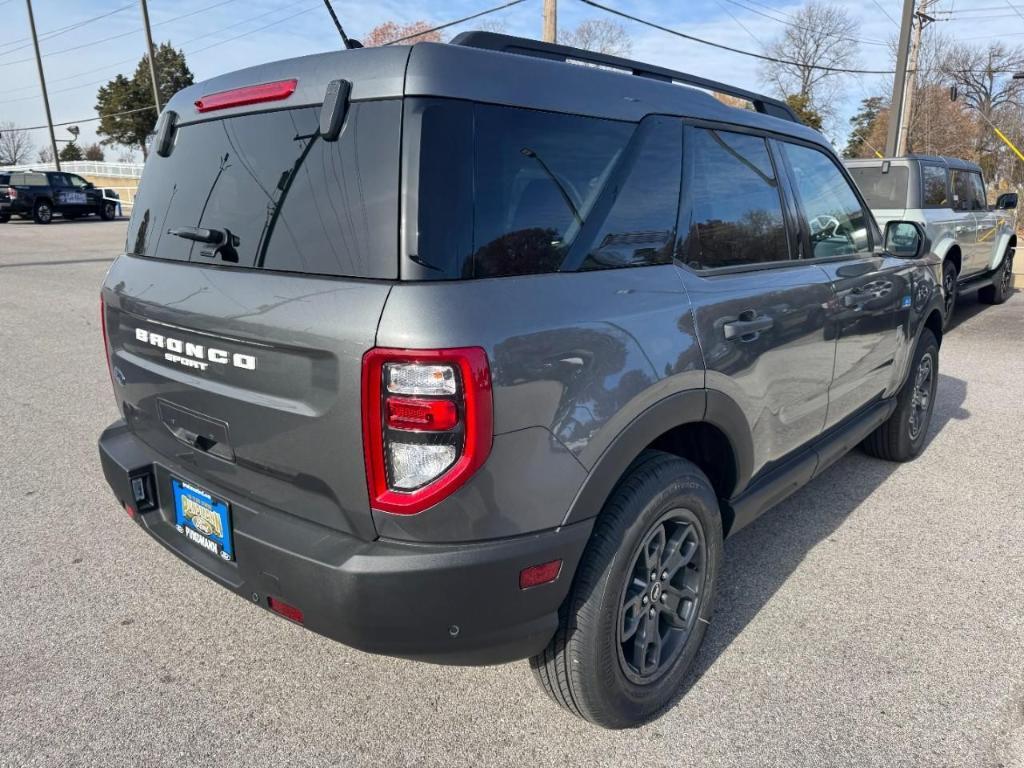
left=102, top=50, right=408, bottom=540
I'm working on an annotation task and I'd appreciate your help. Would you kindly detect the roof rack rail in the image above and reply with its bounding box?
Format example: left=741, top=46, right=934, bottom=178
left=449, top=31, right=800, bottom=124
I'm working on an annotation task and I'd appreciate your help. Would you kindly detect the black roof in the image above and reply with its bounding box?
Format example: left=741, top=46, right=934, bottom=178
left=164, top=32, right=830, bottom=149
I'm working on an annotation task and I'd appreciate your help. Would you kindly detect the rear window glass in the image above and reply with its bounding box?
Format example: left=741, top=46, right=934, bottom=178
left=126, top=101, right=401, bottom=279
left=846, top=165, right=909, bottom=209
left=408, top=101, right=681, bottom=279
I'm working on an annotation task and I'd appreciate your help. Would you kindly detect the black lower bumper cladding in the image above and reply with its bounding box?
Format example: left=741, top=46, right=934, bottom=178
left=98, top=421, right=592, bottom=665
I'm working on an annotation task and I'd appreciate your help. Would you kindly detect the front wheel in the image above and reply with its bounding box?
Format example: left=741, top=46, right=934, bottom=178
left=862, top=329, right=939, bottom=462
left=530, top=451, right=722, bottom=728
left=979, top=248, right=1014, bottom=305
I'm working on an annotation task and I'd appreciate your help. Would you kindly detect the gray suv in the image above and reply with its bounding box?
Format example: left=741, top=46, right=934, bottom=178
left=846, top=156, right=1017, bottom=327
left=98, top=33, right=946, bottom=728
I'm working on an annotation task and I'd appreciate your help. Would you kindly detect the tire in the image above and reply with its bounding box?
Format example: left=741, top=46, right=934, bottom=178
left=862, top=329, right=939, bottom=462
left=99, top=201, right=116, bottom=221
left=0, top=215, right=8, bottom=224
left=32, top=200, right=52, bottom=224
left=979, top=247, right=1014, bottom=305
left=530, top=451, right=723, bottom=729
left=941, top=260, right=958, bottom=330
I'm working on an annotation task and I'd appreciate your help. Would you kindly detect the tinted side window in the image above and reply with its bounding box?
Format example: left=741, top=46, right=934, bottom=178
left=471, top=105, right=634, bottom=278
left=922, top=165, right=949, bottom=207
left=684, top=128, right=789, bottom=269
left=781, top=142, right=871, bottom=258
left=577, top=117, right=682, bottom=271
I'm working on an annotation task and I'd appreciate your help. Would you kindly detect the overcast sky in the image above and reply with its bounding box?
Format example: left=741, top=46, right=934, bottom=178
left=0, top=0, right=1021, bottom=160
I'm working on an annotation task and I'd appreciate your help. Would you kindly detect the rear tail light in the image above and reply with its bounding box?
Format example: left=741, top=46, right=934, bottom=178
left=362, top=347, right=492, bottom=515
left=194, top=78, right=297, bottom=113
left=7, top=187, right=16, bottom=199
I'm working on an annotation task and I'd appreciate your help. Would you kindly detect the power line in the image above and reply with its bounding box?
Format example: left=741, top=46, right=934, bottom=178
left=0, top=0, right=239, bottom=68
left=385, top=0, right=531, bottom=44
left=0, top=2, right=134, bottom=54
left=576, top=0, right=898, bottom=74
left=721, top=0, right=889, bottom=46
left=0, top=1, right=323, bottom=101
left=714, top=0, right=764, bottom=47
left=17, top=106, right=155, bottom=133
left=869, top=0, right=900, bottom=26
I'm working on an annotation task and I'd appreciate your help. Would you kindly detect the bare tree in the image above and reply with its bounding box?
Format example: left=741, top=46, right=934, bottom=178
left=559, top=19, right=632, bottom=57
left=362, top=20, right=440, bottom=47
left=0, top=122, right=35, bottom=166
left=759, top=2, right=859, bottom=127
left=941, top=41, right=1024, bottom=161
left=37, top=145, right=53, bottom=163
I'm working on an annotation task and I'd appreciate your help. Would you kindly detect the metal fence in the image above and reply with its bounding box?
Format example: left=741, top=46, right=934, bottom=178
left=0, top=161, right=144, bottom=178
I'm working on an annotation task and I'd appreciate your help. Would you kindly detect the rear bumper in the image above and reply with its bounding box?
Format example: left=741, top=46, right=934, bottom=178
left=98, top=421, right=592, bottom=665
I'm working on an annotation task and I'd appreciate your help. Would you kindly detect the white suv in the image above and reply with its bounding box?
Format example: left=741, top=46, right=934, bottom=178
left=846, top=155, right=1017, bottom=327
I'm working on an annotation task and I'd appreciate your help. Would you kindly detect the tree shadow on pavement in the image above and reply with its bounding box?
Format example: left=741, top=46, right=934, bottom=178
left=666, top=372, right=970, bottom=713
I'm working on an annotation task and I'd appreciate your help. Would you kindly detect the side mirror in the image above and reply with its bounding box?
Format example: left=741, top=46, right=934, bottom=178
left=996, top=192, right=1018, bottom=210
left=884, top=220, right=930, bottom=259
left=84, top=182, right=95, bottom=189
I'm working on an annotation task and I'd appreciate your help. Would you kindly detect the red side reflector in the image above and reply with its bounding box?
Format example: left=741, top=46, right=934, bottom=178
left=123, top=502, right=137, bottom=519
left=195, top=78, right=297, bottom=113
left=519, top=560, right=562, bottom=589
left=267, top=596, right=304, bottom=624
left=385, top=397, right=459, bottom=431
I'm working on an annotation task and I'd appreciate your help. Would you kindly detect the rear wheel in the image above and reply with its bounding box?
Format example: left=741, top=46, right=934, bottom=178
left=99, top=201, right=116, bottom=221
left=33, top=200, right=52, bottom=224
left=530, top=451, right=722, bottom=729
left=862, top=329, right=939, bottom=462
left=941, top=260, right=958, bottom=330
left=979, top=247, right=1014, bottom=304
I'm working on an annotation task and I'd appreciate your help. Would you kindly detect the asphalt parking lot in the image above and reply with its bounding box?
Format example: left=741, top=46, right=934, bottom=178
left=1, top=217, right=1022, bottom=767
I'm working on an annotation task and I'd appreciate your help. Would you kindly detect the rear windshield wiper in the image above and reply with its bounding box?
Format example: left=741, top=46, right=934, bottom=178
left=167, top=226, right=239, bottom=262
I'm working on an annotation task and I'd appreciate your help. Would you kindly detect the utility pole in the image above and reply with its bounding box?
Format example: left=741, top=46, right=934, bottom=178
left=886, top=0, right=935, bottom=157
left=542, top=0, right=557, bottom=43
left=138, top=0, right=162, bottom=113
left=25, top=0, right=61, bottom=171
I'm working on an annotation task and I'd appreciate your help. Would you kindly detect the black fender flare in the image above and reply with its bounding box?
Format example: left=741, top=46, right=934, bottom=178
left=562, top=388, right=753, bottom=526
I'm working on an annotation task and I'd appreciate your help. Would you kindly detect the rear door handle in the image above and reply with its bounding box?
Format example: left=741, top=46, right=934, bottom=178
left=723, top=313, right=774, bottom=340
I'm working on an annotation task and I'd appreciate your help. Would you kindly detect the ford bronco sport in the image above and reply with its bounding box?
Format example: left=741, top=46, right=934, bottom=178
left=845, top=156, right=1017, bottom=327
left=98, top=33, right=946, bottom=728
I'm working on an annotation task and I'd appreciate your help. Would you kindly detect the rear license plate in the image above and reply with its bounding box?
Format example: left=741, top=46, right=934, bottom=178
left=172, top=478, right=234, bottom=561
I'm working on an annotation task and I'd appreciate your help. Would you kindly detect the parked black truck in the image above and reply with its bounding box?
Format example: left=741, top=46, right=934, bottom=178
left=2, top=170, right=117, bottom=223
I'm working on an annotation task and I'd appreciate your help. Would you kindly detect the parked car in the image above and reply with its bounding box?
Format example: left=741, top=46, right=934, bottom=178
left=0, top=173, right=10, bottom=222
left=98, top=32, right=946, bottom=728
left=4, top=170, right=118, bottom=223
left=845, top=156, right=1017, bottom=326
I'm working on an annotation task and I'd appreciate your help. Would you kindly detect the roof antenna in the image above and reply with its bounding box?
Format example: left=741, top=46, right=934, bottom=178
left=322, top=0, right=362, bottom=49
